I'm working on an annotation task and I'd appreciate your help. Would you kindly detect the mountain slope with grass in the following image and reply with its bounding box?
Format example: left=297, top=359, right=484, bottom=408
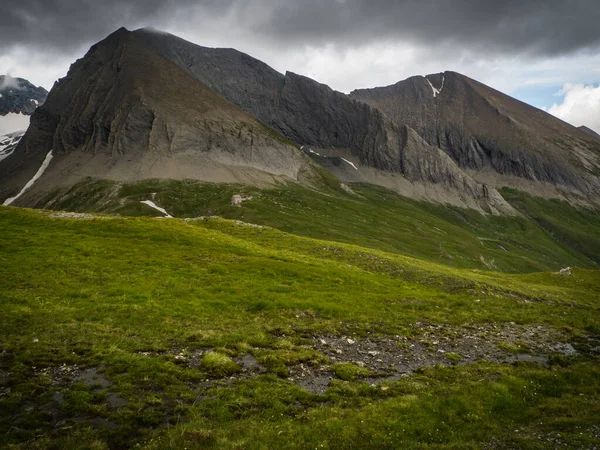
left=28, top=178, right=600, bottom=273
left=0, top=28, right=517, bottom=214
left=0, top=28, right=320, bottom=207
left=0, top=206, right=599, bottom=449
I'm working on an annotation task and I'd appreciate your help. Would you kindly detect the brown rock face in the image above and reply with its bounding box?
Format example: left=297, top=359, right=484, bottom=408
left=579, top=126, right=600, bottom=140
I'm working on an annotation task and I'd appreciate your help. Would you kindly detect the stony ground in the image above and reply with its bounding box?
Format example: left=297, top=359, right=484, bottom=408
left=3, top=322, right=597, bottom=436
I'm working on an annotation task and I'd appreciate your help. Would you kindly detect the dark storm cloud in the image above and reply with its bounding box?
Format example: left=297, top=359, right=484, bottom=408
left=250, top=0, right=600, bottom=56
left=0, top=0, right=227, bottom=50
left=2, top=0, right=599, bottom=57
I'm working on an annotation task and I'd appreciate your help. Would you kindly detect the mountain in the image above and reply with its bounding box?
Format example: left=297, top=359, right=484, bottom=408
left=0, top=75, right=47, bottom=162
left=0, top=29, right=320, bottom=207
left=133, top=29, right=513, bottom=213
left=0, top=28, right=598, bottom=214
left=350, top=72, right=600, bottom=206
left=0, top=75, right=48, bottom=116
left=579, top=125, right=600, bottom=140
left=0, top=28, right=513, bottom=213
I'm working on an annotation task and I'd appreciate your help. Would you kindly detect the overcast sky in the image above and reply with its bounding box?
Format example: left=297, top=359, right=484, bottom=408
left=2, top=0, right=600, bottom=132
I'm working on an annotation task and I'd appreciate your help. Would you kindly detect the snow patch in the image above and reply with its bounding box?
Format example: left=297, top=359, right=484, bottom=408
left=0, top=131, right=24, bottom=162
left=425, top=75, right=445, bottom=98
left=340, top=157, right=358, bottom=170
left=140, top=200, right=172, bottom=218
left=3, top=150, right=53, bottom=206
left=308, top=148, right=321, bottom=156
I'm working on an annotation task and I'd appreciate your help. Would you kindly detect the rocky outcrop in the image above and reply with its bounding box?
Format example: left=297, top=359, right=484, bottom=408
left=350, top=72, right=600, bottom=205
left=0, top=75, right=48, bottom=115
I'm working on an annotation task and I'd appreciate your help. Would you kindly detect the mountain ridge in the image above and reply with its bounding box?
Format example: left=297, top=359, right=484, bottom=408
left=0, top=27, right=598, bottom=214
left=350, top=71, right=600, bottom=206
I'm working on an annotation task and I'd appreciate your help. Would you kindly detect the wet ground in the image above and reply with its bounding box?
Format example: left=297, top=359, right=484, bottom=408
left=3, top=322, right=598, bottom=434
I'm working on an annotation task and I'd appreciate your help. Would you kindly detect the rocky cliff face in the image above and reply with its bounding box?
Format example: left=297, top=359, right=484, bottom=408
left=0, top=29, right=317, bottom=205
left=130, top=29, right=514, bottom=213
left=350, top=72, right=600, bottom=205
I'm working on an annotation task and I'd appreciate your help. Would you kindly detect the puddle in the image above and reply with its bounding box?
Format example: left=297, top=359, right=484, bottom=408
left=106, top=391, right=128, bottom=408
left=75, top=368, right=111, bottom=388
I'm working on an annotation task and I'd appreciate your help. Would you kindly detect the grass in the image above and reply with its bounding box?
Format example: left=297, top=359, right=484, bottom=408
left=202, top=352, right=240, bottom=377
left=0, top=191, right=599, bottom=448
left=332, top=363, right=371, bottom=381
left=36, top=179, right=600, bottom=274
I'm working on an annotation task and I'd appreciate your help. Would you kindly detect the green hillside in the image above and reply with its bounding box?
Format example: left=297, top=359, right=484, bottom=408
left=1, top=206, right=599, bottom=449
left=37, top=179, right=600, bottom=273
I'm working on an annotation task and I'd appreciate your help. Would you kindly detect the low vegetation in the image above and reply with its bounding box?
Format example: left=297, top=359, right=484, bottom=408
left=1, top=182, right=599, bottom=448
left=37, top=179, right=600, bottom=273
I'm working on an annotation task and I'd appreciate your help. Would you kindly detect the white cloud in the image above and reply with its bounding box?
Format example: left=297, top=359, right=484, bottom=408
left=547, top=82, right=600, bottom=133
left=0, top=45, right=86, bottom=91
left=0, top=113, right=30, bottom=134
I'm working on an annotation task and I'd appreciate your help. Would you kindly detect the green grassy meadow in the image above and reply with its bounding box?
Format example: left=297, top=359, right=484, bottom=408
left=1, top=181, right=599, bottom=448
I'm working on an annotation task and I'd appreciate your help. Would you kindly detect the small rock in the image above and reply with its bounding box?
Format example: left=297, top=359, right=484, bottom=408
left=320, top=339, right=327, bottom=345
left=367, top=351, right=380, bottom=356
left=347, top=338, right=355, bottom=344
left=335, top=349, right=343, bottom=354
left=33, top=338, right=39, bottom=343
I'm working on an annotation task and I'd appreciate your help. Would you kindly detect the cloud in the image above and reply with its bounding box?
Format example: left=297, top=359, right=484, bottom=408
left=548, top=83, right=600, bottom=133
left=0, top=75, right=21, bottom=90
left=2, top=0, right=600, bottom=58
left=0, top=113, right=30, bottom=134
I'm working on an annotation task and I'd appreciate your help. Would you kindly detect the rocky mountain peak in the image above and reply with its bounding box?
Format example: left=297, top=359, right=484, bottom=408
left=0, top=75, right=48, bottom=116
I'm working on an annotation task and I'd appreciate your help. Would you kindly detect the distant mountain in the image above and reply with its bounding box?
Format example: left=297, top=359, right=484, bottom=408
left=0, top=76, right=47, bottom=161
left=579, top=125, right=600, bottom=140
left=1, top=28, right=599, bottom=213
left=350, top=73, right=600, bottom=206
left=0, top=131, right=25, bottom=162
left=0, top=75, right=48, bottom=116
